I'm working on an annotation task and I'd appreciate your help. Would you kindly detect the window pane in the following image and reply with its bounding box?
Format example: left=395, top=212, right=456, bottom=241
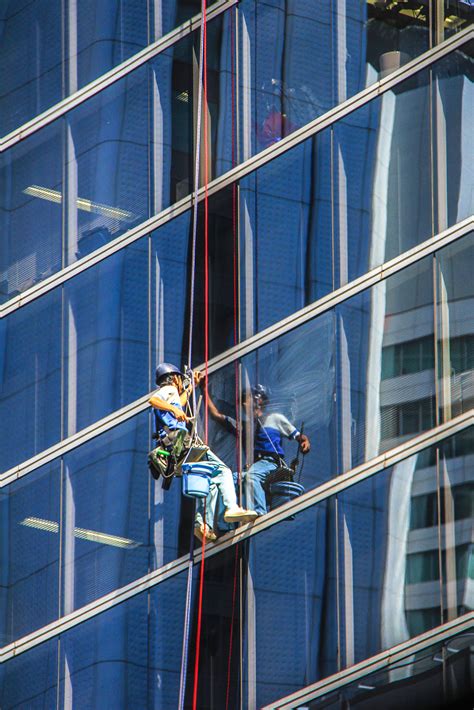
left=238, top=0, right=431, bottom=164
left=239, top=131, right=332, bottom=335
left=333, top=68, right=432, bottom=286
left=439, top=426, right=474, bottom=622
left=337, top=449, right=442, bottom=667
left=58, top=572, right=189, bottom=708
left=61, top=415, right=150, bottom=612
left=243, top=499, right=338, bottom=707
left=0, top=0, right=62, bottom=136
left=0, top=121, right=63, bottom=303
left=0, top=289, right=61, bottom=471
left=436, top=232, right=474, bottom=422
left=64, top=238, right=149, bottom=436
left=338, top=255, right=435, bottom=470
left=0, top=463, right=60, bottom=643
left=0, top=638, right=58, bottom=710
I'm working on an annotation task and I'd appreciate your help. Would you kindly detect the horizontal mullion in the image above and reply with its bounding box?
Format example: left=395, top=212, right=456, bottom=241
left=264, top=613, right=474, bottom=710
left=0, top=217, right=472, bottom=486
left=0, top=28, right=472, bottom=319
left=0, top=0, right=237, bottom=151
left=0, top=412, right=471, bottom=662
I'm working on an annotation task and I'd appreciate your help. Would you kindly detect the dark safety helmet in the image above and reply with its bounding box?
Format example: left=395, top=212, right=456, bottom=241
left=155, top=362, right=184, bottom=385
left=251, top=383, right=270, bottom=402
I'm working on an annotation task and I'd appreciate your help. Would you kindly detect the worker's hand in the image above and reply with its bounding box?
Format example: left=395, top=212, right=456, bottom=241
left=173, top=406, right=188, bottom=422
left=194, top=370, right=206, bottom=387
left=298, top=434, right=310, bottom=454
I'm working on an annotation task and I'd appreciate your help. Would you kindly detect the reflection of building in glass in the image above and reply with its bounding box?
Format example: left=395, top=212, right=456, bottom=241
left=0, top=2, right=473, bottom=709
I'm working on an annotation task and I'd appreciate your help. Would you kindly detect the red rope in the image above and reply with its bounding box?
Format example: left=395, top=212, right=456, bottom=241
left=203, top=0, right=209, bottom=445
left=225, top=544, right=239, bottom=710
left=193, top=3, right=209, bottom=708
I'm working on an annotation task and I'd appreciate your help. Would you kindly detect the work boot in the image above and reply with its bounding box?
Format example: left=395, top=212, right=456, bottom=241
left=194, top=523, right=217, bottom=543
left=224, top=506, right=258, bottom=523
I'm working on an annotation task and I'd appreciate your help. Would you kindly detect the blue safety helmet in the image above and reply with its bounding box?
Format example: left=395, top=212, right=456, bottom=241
left=155, top=362, right=184, bottom=385
left=251, top=384, right=270, bottom=402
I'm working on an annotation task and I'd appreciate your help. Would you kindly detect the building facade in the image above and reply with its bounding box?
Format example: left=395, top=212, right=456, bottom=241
left=0, top=1, right=473, bottom=708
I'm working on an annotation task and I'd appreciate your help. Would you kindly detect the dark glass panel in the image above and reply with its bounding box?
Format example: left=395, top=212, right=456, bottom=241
left=308, top=632, right=474, bottom=710
left=0, top=289, right=61, bottom=472
left=0, top=463, right=60, bottom=644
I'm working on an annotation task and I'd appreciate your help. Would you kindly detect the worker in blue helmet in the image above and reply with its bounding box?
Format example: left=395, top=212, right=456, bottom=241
left=149, top=363, right=257, bottom=543
left=197, top=374, right=310, bottom=517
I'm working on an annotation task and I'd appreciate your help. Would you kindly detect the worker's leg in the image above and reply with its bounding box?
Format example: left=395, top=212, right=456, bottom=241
left=206, top=450, right=257, bottom=524
left=245, top=459, right=277, bottom=516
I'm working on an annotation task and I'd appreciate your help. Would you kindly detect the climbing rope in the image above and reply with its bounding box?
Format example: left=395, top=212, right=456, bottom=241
left=178, top=1, right=207, bottom=707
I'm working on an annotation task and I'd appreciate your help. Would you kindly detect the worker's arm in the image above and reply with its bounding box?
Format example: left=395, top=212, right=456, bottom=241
left=194, top=371, right=227, bottom=425
left=296, top=433, right=310, bottom=454
left=149, top=395, right=188, bottom=422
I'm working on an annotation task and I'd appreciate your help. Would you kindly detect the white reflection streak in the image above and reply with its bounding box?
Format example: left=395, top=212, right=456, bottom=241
left=21, top=516, right=138, bottom=549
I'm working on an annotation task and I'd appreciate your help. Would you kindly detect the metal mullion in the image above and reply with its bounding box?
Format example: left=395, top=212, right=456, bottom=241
left=0, top=413, right=472, bottom=662
left=262, top=613, right=474, bottom=710
left=1, top=219, right=472, bottom=486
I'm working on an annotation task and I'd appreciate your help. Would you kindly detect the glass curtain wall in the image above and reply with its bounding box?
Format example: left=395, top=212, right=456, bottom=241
left=2, top=426, right=471, bottom=708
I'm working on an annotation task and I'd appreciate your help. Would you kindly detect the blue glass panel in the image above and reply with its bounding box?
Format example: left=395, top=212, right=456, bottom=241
left=244, top=499, right=338, bottom=707
left=0, top=463, right=60, bottom=644
left=203, top=312, right=337, bottom=509
left=435, top=44, right=474, bottom=232
left=58, top=572, right=188, bottom=709
left=0, top=0, right=62, bottom=136
left=333, top=67, right=432, bottom=286
left=0, top=638, right=58, bottom=709
left=239, top=0, right=430, bottom=163
left=336, top=255, right=435, bottom=472
left=61, top=415, right=150, bottom=612
left=64, top=239, right=148, bottom=436
left=75, top=1, right=148, bottom=90
left=68, top=66, right=149, bottom=265
left=59, top=593, right=149, bottom=709
left=0, top=121, right=63, bottom=303
left=239, top=130, right=332, bottom=335
left=337, top=451, right=441, bottom=669
left=438, top=427, right=474, bottom=621
left=0, top=289, right=61, bottom=472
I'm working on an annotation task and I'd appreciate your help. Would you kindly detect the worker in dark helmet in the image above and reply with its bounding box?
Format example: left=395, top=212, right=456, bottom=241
left=149, top=363, right=257, bottom=542
left=197, top=374, right=310, bottom=516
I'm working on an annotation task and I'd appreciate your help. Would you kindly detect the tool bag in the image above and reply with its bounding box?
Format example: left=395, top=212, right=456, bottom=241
left=148, top=429, right=190, bottom=487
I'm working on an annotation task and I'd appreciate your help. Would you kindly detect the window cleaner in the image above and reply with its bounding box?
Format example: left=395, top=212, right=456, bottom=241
left=149, top=362, right=257, bottom=542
